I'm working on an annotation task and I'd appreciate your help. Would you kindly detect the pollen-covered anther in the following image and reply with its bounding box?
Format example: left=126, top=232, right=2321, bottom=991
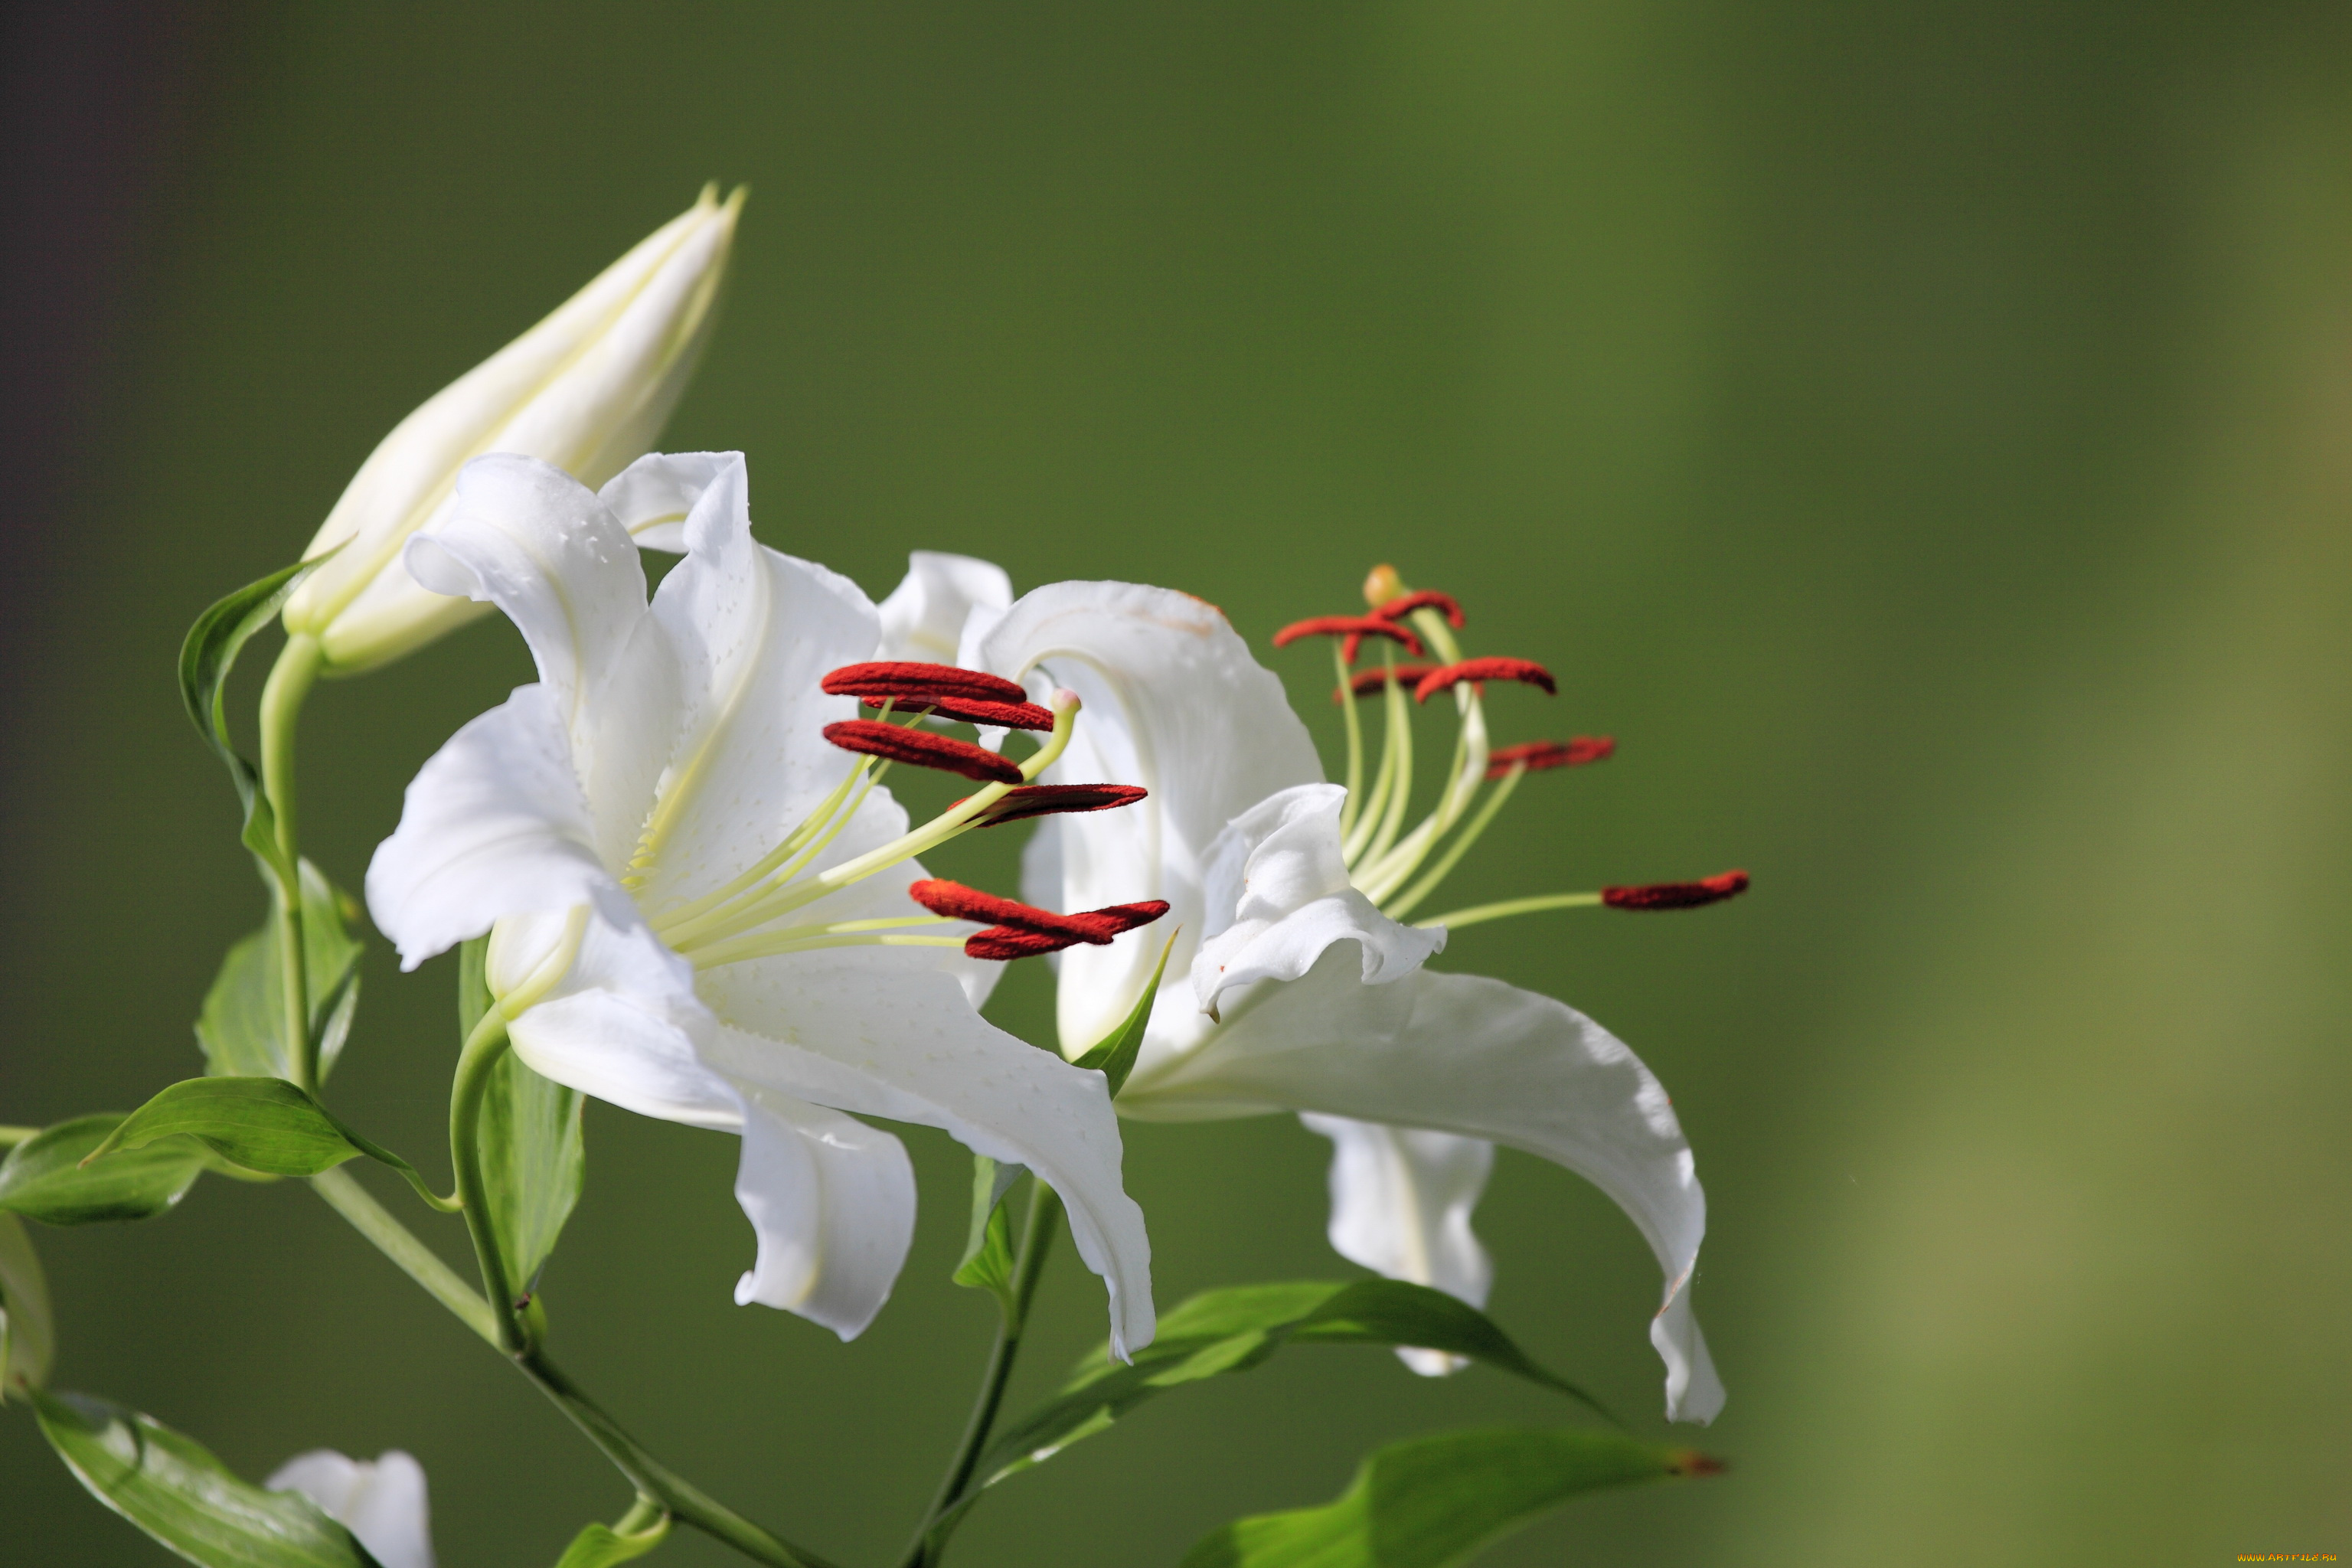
left=1600, top=870, right=1750, bottom=910
left=1332, top=663, right=1441, bottom=702
left=822, top=660, right=1031, bottom=704
left=908, top=879, right=1171, bottom=959
left=963, top=783, right=1149, bottom=826
left=1486, top=737, right=1614, bottom=777
left=1271, top=615, right=1423, bottom=662
left=1413, top=656, right=1557, bottom=704
left=1371, top=589, right=1465, bottom=629
left=822, top=720, right=1024, bottom=783
left=859, top=694, right=1057, bottom=730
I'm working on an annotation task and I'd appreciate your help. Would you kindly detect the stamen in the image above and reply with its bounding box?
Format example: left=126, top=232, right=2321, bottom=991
left=1485, top=737, right=1612, bottom=777
left=824, top=720, right=1024, bottom=783
left=1333, top=663, right=1441, bottom=701
left=1371, top=590, right=1465, bottom=629
left=1600, top=871, right=1750, bottom=910
left=908, top=879, right=1171, bottom=959
left=1413, top=657, right=1556, bottom=703
left=822, top=661, right=1031, bottom=704
left=861, top=695, right=1055, bottom=730
left=959, top=783, right=1149, bottom=826
left=1272, top=616, right=1423, bottom=662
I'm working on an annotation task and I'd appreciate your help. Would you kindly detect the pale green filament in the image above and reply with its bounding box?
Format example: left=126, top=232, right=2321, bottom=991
left=1414, top=890, right=1601, bottom=931
left=688, top=920, right=962, bottom=972
left=1334, top=641, right=1365, bottom=842
left=1342, top=658, right=1403, bottom=867
left=1361, top=664, right=1415, bottom=867
left=1380, top=761, right=1524, bottom=922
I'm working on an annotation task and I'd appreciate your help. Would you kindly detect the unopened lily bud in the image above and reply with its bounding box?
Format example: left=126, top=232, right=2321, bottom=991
left=282, top=186, right=743, bottom=673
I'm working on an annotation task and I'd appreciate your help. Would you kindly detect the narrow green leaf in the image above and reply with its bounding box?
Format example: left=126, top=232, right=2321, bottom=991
left=949, top=1155, right=1026, bottom=1307
left=554, top=1514, right=671, bottom=1566
left=972, top=1279, right=1609, bottom=1492
left=87, top=1080, right=450, bottom=1213
left=1, top=1213, right=55, bottom=1394
left=1178, top=1426, right=1716, bottom=1568
left=1069, top=927, right=1177, bottom=1097
left=0, top=1114, right=207, bottom=1225
left=197, top=861, right=364, bottom=1083
left=480, top=1050, right=586, bottom=1295
left=460, top=937, right=588, bottom=1293
left=31, top=1388, right=384, bottom=1567
left=178, top=557, right=321, bottom=880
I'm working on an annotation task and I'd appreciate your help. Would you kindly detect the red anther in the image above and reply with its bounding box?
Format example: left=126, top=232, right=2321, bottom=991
left=823, top=721, right=1024, bottom=783
left=1666, top=1451, right=1729, bottom=1478
left=1371, top=589, right=1465, bottom=629
left=822, top=661, right=1031, bottom=705
left=1413, top=657, right=1557, bottom=704
left=1485, top=737, right=1614, bottom=777
left=910, top=879, right=1170, bottom=959
left=861, top=695, right=1056, bottom=730
left=1333, top=663, right=1442, bottom=702
left=1271, top=616, right=1424, bottom=662
left=963, top=927, right=1072, bottom=961
left=1601, top=870, right=1750, bottom=910
left=966, top=783, right=1149, bottom=826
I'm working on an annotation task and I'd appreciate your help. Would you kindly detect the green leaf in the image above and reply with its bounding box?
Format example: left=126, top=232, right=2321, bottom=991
left=949, top=1155, right=1026, bottom=1308
left=31, top=1387, right=384, bottom=1567
left=554, top=1514, right=671, bottom=1566
left=972, top=1280, right=1612, bottom=1493
left=461, top=937, right=587, bottom=1295
left=87, top=1079, right=451, bottom=1211
left=1, top=1213, right=55, bottom=1395
left=1178, top=1426, right=1717, bottom=1568
left=0, top=1114, right=208, bottom=1225
left=1069, top=927, right=1177, bottom=1097
left=197, top=861, right=364, bottom=1083
left=480, top=1054, right=586, bottom=1295
left=178, top=557, right=322, bottom=878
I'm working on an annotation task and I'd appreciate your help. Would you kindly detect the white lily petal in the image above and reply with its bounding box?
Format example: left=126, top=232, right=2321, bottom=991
left=502, top=908, right=736, bottom=1129
left=630, top=506, right=883, bottom=911
left=598, top=449, right=743, bottom=551
left=403, top=453, right=648, bottom=725
left=364, top=686, right=626, bottom=971
left=697, top=958, right=1155, bottom=1357
left=974, top=580, right=1323, bottom=1052
left=1191, top=784, right=1445, bottom=1014
left=878, top=551, right=1014, bottom=662
left=1300, top=1112, right=1495, bottom=1377
left=267, top=1449, right=435, bottom=1568
left=731, top=1088, right=917, bottom=1339
left=1124, top=951, right=1721, bottom=1423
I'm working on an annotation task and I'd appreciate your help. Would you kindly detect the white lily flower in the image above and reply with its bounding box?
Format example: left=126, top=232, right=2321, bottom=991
left=267, top=1449, right=435, bottom=1568
left=963, top=574, right=1730, bottom=1422
left=365, top=451, right=1153, bottom=1353
left=877, top=551, right=1013, bottom=663
left=282, top=187, right=742, bottom=674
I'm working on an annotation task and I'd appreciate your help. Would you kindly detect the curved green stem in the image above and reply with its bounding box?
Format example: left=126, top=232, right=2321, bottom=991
left=0, top=1125, right=38, bottom=1149
left=901, top=1181, right=1063, bottom=1568
left=448, top=1006, right=527, bottom=1353
left=260, top=634, right=322, bottom=1089
left=309, top=1167, right=500, bottom=1344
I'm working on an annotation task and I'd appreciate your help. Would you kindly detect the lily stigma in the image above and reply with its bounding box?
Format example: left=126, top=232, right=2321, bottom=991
left=368, top=450, right=1165, bottom=1353
left=960, top=563, right=1741, bottom=1423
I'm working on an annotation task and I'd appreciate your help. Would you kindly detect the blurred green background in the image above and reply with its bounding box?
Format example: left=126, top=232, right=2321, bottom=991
left=5, top=2, right=2347, bottom=1563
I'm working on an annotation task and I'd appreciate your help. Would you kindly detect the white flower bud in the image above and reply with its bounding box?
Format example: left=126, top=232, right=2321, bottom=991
left=282, top=186, right=743, bottom=672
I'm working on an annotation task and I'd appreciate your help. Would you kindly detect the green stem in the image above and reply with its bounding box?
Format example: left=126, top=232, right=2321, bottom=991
left=901, top=1181, right=1063, bottom=1568
left=448, top=1007, right=527, bottom=1353
left=310, top=1111, right=833, bottom=1567
left=519, top=1348, right=839, bottom=1568
left=0, top=1125, right=38, bottom=1148
left=309, top=1167, right=500, bottom=1344
left=260, top=634, right=322, bottom=1090
left=612, top=1495, right=666, bottom=1536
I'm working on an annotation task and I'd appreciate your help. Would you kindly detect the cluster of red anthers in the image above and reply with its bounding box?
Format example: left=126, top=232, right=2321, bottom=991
left=819, top=662, right=1165, bottom=960
left=1277, top=572, right=1752, bottom=916
left=910, top=880, right=1171, bottom=961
